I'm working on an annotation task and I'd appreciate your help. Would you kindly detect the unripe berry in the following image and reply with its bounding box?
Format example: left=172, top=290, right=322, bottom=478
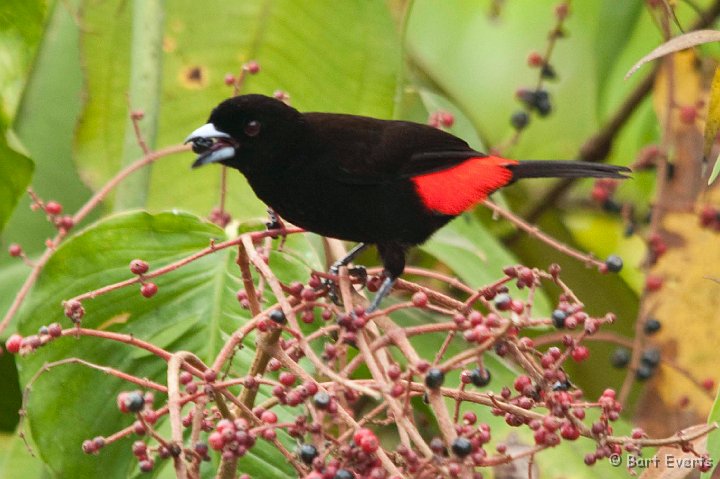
left=527, top=51, right=543, bottom=67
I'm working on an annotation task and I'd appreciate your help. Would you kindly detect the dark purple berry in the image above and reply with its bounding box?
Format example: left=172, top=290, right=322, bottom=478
left=269, top=309, right=286, bottom=324
left=604, top=255, right=623, bottom=273
left=610, top=348, right=630, bottom=368
left=644, top=318, right=661, bottom=335
left=451, top=437, right=472, bottom=457
left=424, top=368, right=445, bottom=389
left=551, top=309, right=567, bottom=328
left=469, top=367, right=491, bottom=387
left=298, top=443, right=318, bottom=464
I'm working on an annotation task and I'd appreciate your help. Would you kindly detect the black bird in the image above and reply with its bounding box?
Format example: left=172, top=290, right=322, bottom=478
left=186, top=94, right=629, bottom=311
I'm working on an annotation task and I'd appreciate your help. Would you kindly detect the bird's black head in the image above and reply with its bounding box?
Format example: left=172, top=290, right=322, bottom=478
left=185, top=94, right=304, bottom=171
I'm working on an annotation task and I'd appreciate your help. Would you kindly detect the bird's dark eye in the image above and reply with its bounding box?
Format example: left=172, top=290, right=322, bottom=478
left=244, top=120, right=261, bottom=137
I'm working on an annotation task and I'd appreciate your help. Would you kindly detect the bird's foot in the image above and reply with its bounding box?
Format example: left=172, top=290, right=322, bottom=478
left=265, top=208, right=287, bottom=249
left=325, top=265, right=368, bottom=305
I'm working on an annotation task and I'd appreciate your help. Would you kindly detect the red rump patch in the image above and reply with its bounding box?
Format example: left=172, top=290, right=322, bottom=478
left=412, top=156, right=517, bottom=215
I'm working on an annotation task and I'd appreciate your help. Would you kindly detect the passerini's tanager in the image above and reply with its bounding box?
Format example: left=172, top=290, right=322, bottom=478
left=186, top=94, right=630, bottom=311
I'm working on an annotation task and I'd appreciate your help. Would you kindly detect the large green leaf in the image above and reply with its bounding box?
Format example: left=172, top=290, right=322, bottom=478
left=74, top=0, right=402, bottom=217
left=0, top=0, right=47, bottom=122
left=16, top=212, right=313, bottom=478
left=3, top=0, right=91, bottom=256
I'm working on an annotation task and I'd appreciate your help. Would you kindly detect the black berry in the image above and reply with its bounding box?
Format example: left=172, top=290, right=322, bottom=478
left=334, top=470, right=354, bottom=479
left=604, top=255, right=623, bottom=273
left=313, top=392, right=331, bottom=409
left=298, top=443, right=318, bottom=464
left=451, top=437, right=472, bottom=457
left=510, top=111, right=530, bottom=130
left=610, top=348, right=630, bottom=368
left=469, top=367, right=492, bottom=387
left=551, top=309, right=567, bottom=328
left=644, top=318, right=661, bottom=335
left=269, top=309, right=286, bottom=324
left=640, top=348, right=661, bottom=368
left=425, top=368, right=445, bottom=389
left=124, top=392, right=145, bottom=413
left=635, top=363, right=654, bottom=381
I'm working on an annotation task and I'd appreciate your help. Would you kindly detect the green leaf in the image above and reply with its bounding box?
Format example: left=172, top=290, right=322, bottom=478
left=74, top=0, right=402, bottom=218
left=114, top=0, right=165, bottom=210
left=0, top=431, right=47, bottom=478
left=0, top=0, right=47, bottom=122
left=16, top=212, right=299, bottom=478
left=3, top=0, right=92, bottom=258
left=0, top=130, right=33, bottom=233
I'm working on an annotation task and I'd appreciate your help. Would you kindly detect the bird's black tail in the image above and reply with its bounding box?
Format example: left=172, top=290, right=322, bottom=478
left=508, top=160, right=631, bottom=180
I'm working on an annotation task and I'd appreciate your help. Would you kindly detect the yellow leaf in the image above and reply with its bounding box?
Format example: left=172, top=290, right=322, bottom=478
left=704, top=66, right=720, bottom=160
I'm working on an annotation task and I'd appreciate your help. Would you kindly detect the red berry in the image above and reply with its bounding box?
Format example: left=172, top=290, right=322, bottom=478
left=360, top=435, right=379, bottom=453
left=700, top=205, right=717, bottom=227
left=224, top=73, right=236, bottom=86
left=560, top=422, right=580, bottom=440
left=679, top=105, right=697, bottom=125
left=8, top=244, right=22, bottom=257
left=279, top=372, right=297, bottom=387
left=130, top=259, right=149, bottom=275
left=514, top=375, right=532, bottom=393
left=439, top=112, right=454, bottom=128
left=571, top=345, right=589, bottom=362
left=5, top=334, right=23, bottom=354
left=702, top=378, right=715, bottom=391
left=141, top=282, right=158, bottom=298
left=139, top=458, right=154, bottom=472
left=527, top=51, right=544, bottom=67
left=645, top=275, right=663, bottom=292
left=45, top=201, right=62, bottom=215
left=353, top=428, right=373, bottom=445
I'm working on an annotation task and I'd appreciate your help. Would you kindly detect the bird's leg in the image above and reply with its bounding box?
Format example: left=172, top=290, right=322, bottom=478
left=365, top=274, right=397, bottom=314
left=367, top=242, right=407, bottom=313
left=326, top=243, right=369, bottom=305
left=265, top=207, right=287, bottom=249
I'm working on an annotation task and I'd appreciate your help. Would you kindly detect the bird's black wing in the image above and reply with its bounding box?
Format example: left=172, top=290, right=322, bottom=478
left=303, top=113, right=483, bottom=185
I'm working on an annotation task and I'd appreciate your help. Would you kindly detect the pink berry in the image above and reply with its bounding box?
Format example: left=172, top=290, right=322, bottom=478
left=224, top=73, right=236, bottom=86
left=411, top=291, right=428, bottom=307
left=244, top=61, right=260, bottom=74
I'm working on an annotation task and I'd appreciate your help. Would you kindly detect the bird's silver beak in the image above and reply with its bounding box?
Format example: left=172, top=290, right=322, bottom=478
left=184, top=123, right=236, bottom=168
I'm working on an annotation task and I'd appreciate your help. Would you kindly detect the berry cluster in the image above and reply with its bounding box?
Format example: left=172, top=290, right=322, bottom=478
left=4, top=323, right=63, bottom=354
